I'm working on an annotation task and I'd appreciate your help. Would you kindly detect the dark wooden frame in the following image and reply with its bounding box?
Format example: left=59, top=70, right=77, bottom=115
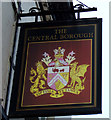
left=7, top=18, right=102, bottom=118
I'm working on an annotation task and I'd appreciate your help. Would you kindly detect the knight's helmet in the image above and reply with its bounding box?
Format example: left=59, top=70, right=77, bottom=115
left=54, top=47, right=65, bottom=59
left=53, top=47, right=65, bottom=67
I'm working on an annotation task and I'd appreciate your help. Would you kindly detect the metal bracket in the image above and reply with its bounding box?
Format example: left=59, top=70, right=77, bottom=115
left=17, top=1, right=97, bottom=22
left=18, top=7, right=97, bottom=19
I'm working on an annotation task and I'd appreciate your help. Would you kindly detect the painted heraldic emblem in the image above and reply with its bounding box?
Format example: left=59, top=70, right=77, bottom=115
left=29, top=47, right=89, bottom=98
left=47, top=66, right=69, bottom=91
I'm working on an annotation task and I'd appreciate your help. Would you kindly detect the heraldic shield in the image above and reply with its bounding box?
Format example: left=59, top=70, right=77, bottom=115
left=47, top=66, right=69, bottom=91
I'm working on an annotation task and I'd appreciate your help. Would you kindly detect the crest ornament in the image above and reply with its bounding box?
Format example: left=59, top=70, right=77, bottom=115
left=29, top=47, right=89, bottom=98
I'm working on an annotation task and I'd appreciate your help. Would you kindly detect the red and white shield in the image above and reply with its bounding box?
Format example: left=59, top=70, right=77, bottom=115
left=47, top=66, right=69, bottom=91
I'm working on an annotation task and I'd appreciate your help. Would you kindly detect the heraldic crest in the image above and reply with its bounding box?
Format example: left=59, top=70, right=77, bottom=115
left=29, top=47, right=89, bottom=98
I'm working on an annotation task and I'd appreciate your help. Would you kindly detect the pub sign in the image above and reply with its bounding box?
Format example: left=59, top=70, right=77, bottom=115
left=8, top=18, right=102, bottom=117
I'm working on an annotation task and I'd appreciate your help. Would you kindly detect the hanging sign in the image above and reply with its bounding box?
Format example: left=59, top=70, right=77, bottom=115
left=8, top=18, right=102, bottom=118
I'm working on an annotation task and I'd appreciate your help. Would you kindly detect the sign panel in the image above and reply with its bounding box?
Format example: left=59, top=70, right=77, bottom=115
left=8, top=19, right=102, bottom=117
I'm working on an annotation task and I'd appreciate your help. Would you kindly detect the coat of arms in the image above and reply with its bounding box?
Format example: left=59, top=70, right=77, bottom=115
left=29, top=47, right=89, bottom=98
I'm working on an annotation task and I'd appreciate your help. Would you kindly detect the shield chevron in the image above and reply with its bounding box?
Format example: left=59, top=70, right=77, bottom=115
left=47, top=66, right=69, bottom=91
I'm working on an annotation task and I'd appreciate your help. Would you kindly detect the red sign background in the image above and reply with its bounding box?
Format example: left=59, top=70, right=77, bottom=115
left=21, top=39, right=92, bottom=107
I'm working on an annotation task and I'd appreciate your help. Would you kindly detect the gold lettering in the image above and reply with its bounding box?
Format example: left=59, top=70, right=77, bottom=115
left=28, top=36, right=41, bottom=41
left=28, top=36, right=31, bottom=41
left=74, top=34, right=79, bottom=39
left=83, top=33, right=88, bottom=38
left=28, top=32, right=94, bottom=41
left=41, top=36, right=45, bottom=40
left=45, top=36, right=50, bottom=40
left=55, top=29, right=67, bottom=34
left=90, top=33, right=94, bottom=38
left=50, top=35, right=57, bottom=40
left=78, top=33, right=83, bottom=38
left=36, top=36, right=41, bottom=41
left=69, top=34, right=74, bottom=39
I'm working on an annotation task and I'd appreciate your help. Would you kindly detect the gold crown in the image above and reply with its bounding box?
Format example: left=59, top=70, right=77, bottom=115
left=54, top=47, right=65, bottom=58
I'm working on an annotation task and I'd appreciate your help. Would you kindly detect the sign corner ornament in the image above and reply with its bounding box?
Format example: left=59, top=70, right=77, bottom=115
left=30, top=47, right=89, bottom=98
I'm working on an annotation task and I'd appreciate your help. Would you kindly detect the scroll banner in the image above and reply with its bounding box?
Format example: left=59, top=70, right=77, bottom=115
left=8, top=18, right=102, bottom=118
